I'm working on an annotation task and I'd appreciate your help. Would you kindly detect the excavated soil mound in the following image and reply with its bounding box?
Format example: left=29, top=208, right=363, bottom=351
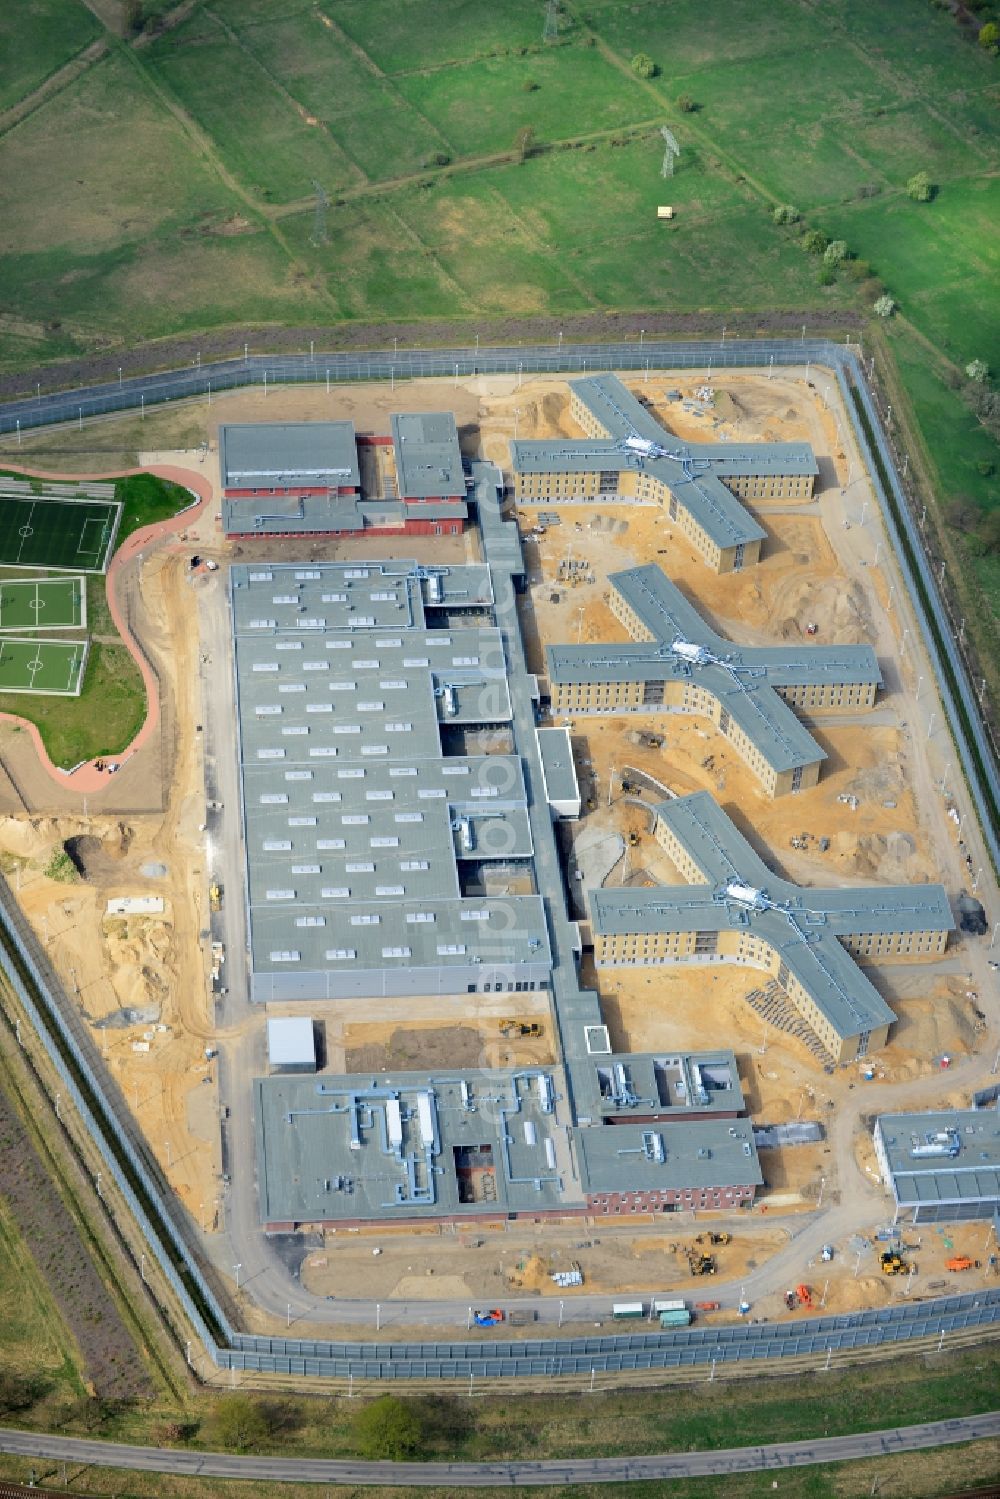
left=64, top=822, right=134, bottom=880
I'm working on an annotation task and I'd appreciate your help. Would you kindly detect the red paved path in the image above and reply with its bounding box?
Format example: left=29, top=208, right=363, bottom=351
left=0, top=464, right=212, bottom=794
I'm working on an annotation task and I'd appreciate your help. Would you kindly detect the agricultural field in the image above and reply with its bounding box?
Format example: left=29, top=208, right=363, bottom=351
left=0, top=3, right=996, bottom=666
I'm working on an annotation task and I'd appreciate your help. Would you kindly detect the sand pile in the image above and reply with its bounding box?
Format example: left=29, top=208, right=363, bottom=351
left=102, top=913, right=175, bottom=1017
left=0, top=815, right=66, bottom=861
left=832, top=830, right=920, bottom=882
left=773, top=577, right=872, bottom=644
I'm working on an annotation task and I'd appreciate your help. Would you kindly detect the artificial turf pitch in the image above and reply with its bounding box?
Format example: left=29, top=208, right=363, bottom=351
left=0, top=637, right=89, bottom=696
left=0, top=576, right=85, bottom=632
left=0, top=494, right=120, bottom=573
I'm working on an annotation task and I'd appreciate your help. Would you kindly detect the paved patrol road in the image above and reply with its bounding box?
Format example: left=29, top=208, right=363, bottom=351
left=1, top=1413, right=997, bottom=1487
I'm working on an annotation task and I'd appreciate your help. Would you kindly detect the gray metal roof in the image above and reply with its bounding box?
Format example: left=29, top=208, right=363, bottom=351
left=222, top=495, right=467, bottom=537
left=591, top=792, right=953, bottom=1042
left=391, top=411, right=465, bottom=499
left=509, top=373, right=823, bottom=550
left=876, top=1108, right=1000, bottom=1208
left=255, top=1068, right=578, bottom=1223
left=220, top=421, right=360, bottom=490
left=573, top=1116, right=762, bottom=1194
left=231, top=561, right=550, bottom=1000
left=546, top=564, right=881, bottom=773
left=536, top=726, right=580, bottom=808
left=590, top=1049, right=745, bottom=1119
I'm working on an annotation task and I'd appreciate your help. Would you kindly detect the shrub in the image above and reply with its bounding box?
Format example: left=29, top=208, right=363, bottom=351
left=422, top=151, right=451, bottom=167
left=802, top=229, right=828, bottom=254
left=906, top=170, right=934, bottom=201
left=522, top=78, right=539, bottom=92
left=873, top=294, right=897, bottom=318
left=353, top=1396, right=425, bottom=1460
left=818, top=266, right=836, bottom=286
left=677, top=93, right=698, bottom=112
left=772, top=204, right=800, bottom=225
left=44, top=849, right=78, bottom=883
left=966, top=358, right=990, bottom=383
left=211, top=1396, right=272, bottom=1453
left=976, top=460, right=995, bottom=477
left=977, top=20, right=999, bottom=49
left=823, top=239, right=849, bottom=265
left=630, top=52, right=657, bottom=78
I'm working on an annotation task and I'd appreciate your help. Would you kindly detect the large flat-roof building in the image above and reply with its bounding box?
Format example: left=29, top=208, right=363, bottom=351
left=591, top=791, right=953, bottom=1064
left=546, top=564, right=881, bottom=796
left=220, top=417, right=468, bottom=540
left=253, top=1066, right=761, bottom=1231
left=509, top=375, right=818, bottom=573
left=874, top=1107, right=1000, bottom=1224
left=231, top=560, right=550, bottom=1002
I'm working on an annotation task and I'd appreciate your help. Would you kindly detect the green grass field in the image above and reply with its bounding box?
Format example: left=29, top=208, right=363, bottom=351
left=0, top=494, right=119, bottom=571
left=0, top=637, right=88, bottom=696
left=0, top=575, right=85, bottom=631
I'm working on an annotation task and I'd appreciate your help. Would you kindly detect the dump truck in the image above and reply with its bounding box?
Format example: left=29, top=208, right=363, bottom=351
left=945, top=1256, right=979, bottom=1272
left=499, top=1020, right=543, bottom=1038
left=209, top=882, right=222, bottom=912
left=796, top=1284, right=812, bottom=1308
left=695, top=1232, right=732, bottom=1247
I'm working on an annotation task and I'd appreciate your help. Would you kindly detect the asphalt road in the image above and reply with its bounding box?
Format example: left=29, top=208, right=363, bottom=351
left=1, top=1414, right=996, bottom=1487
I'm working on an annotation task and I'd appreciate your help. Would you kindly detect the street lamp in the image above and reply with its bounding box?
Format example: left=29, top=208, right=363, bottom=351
left=234, top=1263, right=242, bottom=1291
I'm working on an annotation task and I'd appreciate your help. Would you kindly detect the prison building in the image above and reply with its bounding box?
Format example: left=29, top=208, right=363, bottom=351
left=589, top=1048, right=746, bottom=1125
left=575, top=1116, right=762, bottom=1214
left=590, top=792, right=953, bottom=1065
left=220, top=416, right=468, bottom=540
left=509, top=374, right=818, bottom=573
left=253, top=1066, right=763, bottom=1230
left=545, top=563, right=881, bottom=797
left=231, top=561, right=551, bottom=1002
left=874, top=1107, right=1000, bottom=1224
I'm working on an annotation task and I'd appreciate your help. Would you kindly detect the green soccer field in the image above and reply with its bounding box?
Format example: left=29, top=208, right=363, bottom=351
left=0, top=575, right=86, bottom=632
left=0, top=494, right=121, bottom=573
left=0, top=637, right=89, bottom=696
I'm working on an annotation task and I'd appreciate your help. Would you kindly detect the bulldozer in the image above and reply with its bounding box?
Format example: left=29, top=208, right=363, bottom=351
left=687, top=1252, right=717, bottom=1276
left=880, top=1250, right=908, bottom=1276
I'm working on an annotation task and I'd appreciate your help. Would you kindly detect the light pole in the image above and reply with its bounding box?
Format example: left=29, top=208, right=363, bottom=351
left=640, top=328, right=645, bottom=350
left=927, top=712, right=936, bottom=739
left=233, top=1262, right=242, bottom=1291
left=140, top=1253, right=146, bottom=1284
left=577, top=606, right=585, bottom=643
left=859, top=499, right=868, bottom=527
left=96, top=1172, right=102, bottom=1200
left=916, top=674, right=924, bottom=701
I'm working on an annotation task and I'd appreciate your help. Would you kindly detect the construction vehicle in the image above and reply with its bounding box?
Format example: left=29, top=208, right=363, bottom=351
left=784, top=1289, right=796, bottom=1310
left=880, top=1250, right=908, bottom=1276
left=796, top=1284, right=812, bottom=1308
left=209, top=882, right=222, bottom=912
left=498, top=1020, right=543, bottom=1038
left=473, top=1308, right=505, bottom=1326
left=687, top=1252, right=716, bottom=1276
left=695, top=1232, right=731, bottom=1247
left=628, top=831, right=641, bottom=846
left=945, top=1256, right=979, bottom=1272
left=694, top=1300, right=720, bottom=1312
